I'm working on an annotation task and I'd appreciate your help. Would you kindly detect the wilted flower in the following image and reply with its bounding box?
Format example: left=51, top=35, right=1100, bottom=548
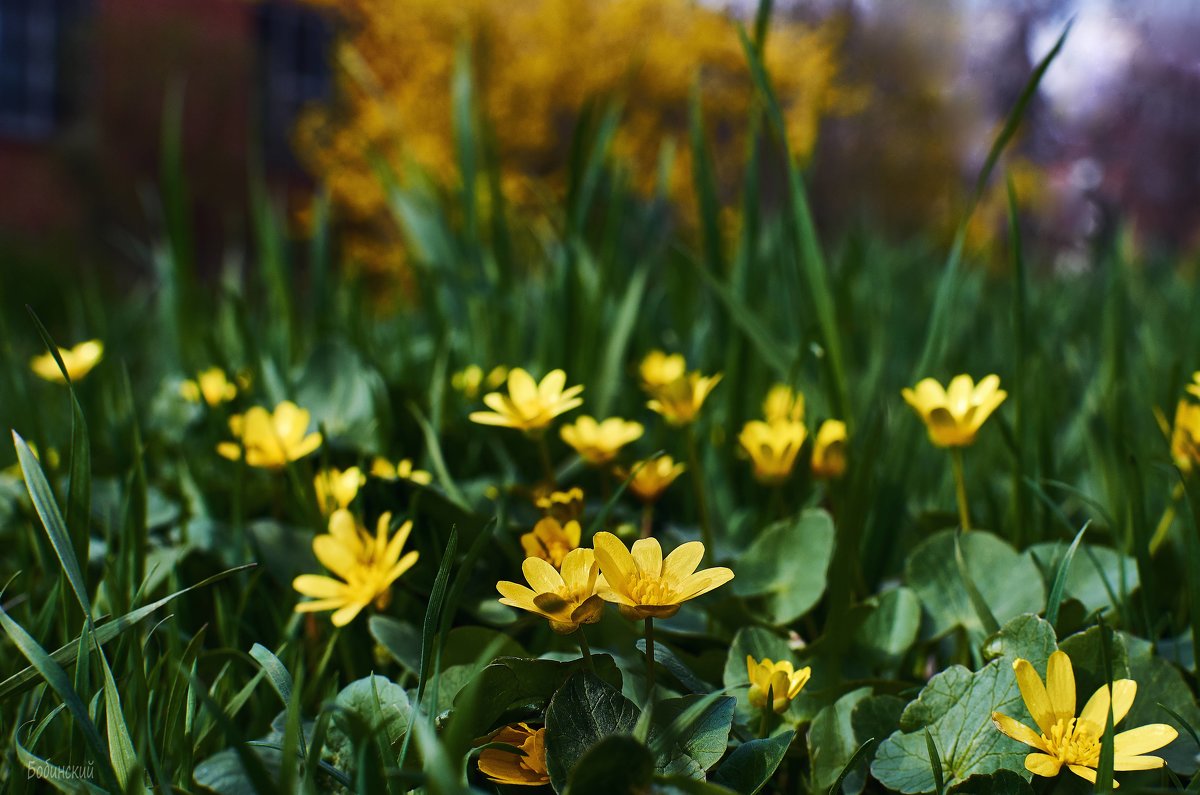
left=476, top=723, right=550, bottom=786
left=560, top=416, right=644, bottom=465
left=747, top=655, right=812, bottom=713
left=496, top=548, right=605, bottom=633
left=617, top=456, right=686, bottom=503
left=469, top=368, right=583, bottom=433
left=30, top=339, right=103, bottom=383
left=521, top=516, right=581, bottom=569
left=901, top=374, right=1006, bottom=448
left=534, top=486, right=585, bottom=521
left=739, top=420, right=807, bottom=485
left=639, top=350, right=687, bottom=391
left=314, top=467, right=366, bottom=514
left=646, top=371, right=722, bottom=426
left=763, top=384, right=805, bottom=423
left=811, top=419, right=848, bottom=479
left=293, top=509, right=419, bottom=626
left=592, top=532, right=733, bottom=620
left=991, top=650, right=1177, bottom=786
left=180, top=367, right=237, bottom=406
left=216, top=401, right=323, bottom=469
left=371, top=456, right=433, bottom=485
left=1171, top=400, right=1200, bottom=473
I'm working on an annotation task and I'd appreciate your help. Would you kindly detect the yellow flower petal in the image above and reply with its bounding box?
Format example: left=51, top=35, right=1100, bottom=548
left=990, top=711, right=1047, bottom=751
left=1045, top=650, right=1076, bottom=723
left=630, top=537, right=663, bottom=575
left=1024, top=753, right=1063, bottom=778
left=1113, top=724, right=1177, bottom=757
left=1012, top=658, right=1056, bottom=736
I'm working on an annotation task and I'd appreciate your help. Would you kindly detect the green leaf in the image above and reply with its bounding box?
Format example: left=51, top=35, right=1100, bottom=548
left=732, top=510, right=836, bottom=624
left=326, top=674, right=412, bottom=768
left=1123, top=634, right=1200, bottom=775
left=1029, top=542, right=1138, bottom=620
left=545, top=672, right=642, bottom=793
left=809, top=687, right=872, bottom=794
left=454, top=654, right=622, bottom=742
left=709, top=730, right=795, bottom=795
left=852, top=588, right=921, bottom=670
left=982, top=614, right=1057, bottom=670
left=566, top=735, right=655, bottom=795
left=369, top=616, right=422, bottom=674
left=906, top=530, right=1045, bottom=640
left=293, top=339, right=391, bottom=452
left=872, top=661, right=1031, bottom=793
left=652, top=694, right=736, bottom=776
left=948, top=770, right=1034, bottom=794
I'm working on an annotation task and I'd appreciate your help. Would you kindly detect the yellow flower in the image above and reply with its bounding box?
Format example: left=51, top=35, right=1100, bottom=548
left=469, top=368, right=583, bottom=433
left=901, top=374, right=1007, bottom=448
left=1, top=443, right=59, bottom=479
left=811, top=419, right=848, bottom=480
left=747, top=655, right=812, bottom=713
left=1171, top=400, right=1200, bottom=473
left=763, top=384, right=805, bottom=423
left=452, top=365, right=484, bottom=398
left=991, top=651, right=1177, bottom=787
left=521, top=516, right=581, bottom=569
left=496, top=547, right=605, bottom=633
left=476, top=723, right=550, bottom=787
left=534, top=486, right=585, bottom=522
left=617, top=456, right=686, bottom=503
left=1187, top=371, right=1200, bottom=400
left=639, top=350, right=687, bottom=391
left=560, top=416, right=644, bottom=466
left=180, top=367, right=237, bottom=406
left=647, top=371, right=722, bottom=426
left=592, top=532, right=733, bottom=620
left=738, top=420, right=807, bottom=485
left=30, top=339, right=103, bottom=383
left=216, top=401, right=323, bottom=469
left=371, top=456, right=433, bottom=485
left=314, top=467, right=366, bottom=514
left=293, top=509, right=419, bottom=626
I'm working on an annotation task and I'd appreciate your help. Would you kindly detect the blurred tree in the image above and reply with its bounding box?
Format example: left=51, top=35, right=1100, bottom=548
left=293, top=0, right=861, bottom=285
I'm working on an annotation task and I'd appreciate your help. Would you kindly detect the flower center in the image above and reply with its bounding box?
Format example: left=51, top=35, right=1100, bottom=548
left=626, top=572, right=675, bottom=605
left=1044, top=718, right=1099, bottom=766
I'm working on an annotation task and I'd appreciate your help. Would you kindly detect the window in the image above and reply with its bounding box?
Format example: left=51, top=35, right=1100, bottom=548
left=256, top=1, right=332, bottom=166
left=0, top=0, right=83, bottom=139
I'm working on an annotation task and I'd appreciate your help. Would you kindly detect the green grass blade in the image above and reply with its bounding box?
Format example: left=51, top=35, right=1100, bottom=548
left=14, top=431, right=93, bottom=621
left=925, top=729, right=945, bottom=795
left=0, top=564, right=254, bottom=699
left=1045, top=522, right=1089, bottom=627
left=0, top=604, right=120, bottom=790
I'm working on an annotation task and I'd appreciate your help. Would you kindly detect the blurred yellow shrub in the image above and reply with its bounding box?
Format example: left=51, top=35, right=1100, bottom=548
left=295, top=0, right=859, bottom=281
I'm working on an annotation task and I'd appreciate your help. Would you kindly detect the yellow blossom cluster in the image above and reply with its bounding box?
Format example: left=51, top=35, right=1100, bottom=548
left=294, top=0, right=859, bottom=281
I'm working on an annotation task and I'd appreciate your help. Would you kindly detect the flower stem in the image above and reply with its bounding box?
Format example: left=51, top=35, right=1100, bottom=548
left=951, top=448, right=971, bottom=531
left=536, top=434, right=556, bottom=486
left=644, top=618, right=656, bottom=701
left=1150, top=482, right=1185, bottom=555
left=640, top=504, right=655, bottom=539
left=758, top=703, right=773, bottom=739
left=685, top=426, right=716, bottom=561
left=577, top=628, right=595, bottom=673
